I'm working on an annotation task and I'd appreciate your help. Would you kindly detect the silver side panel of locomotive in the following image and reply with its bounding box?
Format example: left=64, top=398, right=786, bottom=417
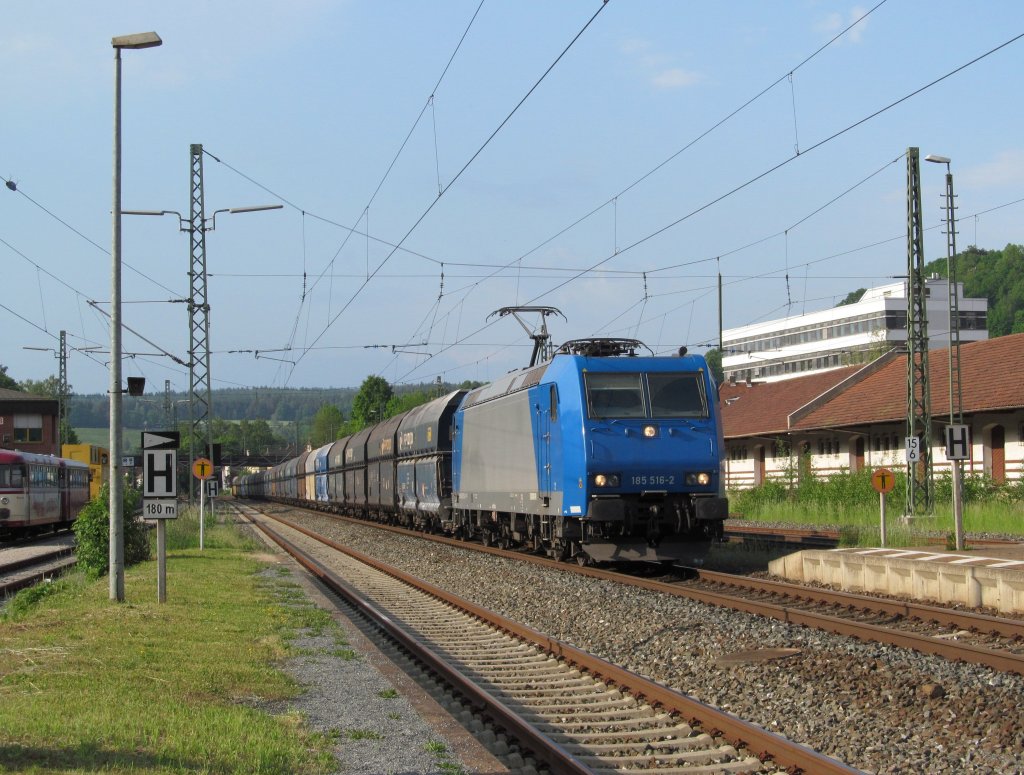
left=454, top=386, right=563, bottom=516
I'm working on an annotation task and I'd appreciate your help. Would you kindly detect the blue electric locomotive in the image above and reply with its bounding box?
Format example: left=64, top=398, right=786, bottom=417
left=448, top=338, right=727, bottom=563
left=236, top=335, right=727, bottom=564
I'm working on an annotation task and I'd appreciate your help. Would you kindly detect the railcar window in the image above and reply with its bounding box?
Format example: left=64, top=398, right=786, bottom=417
left=586, top=373, right=646, bottom=418
left=648, top=373, right=708, bottom=418
left=0, top=465, right=25, bottom=488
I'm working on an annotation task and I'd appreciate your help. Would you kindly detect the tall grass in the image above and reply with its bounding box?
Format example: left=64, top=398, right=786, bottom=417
left=160, top=500, right=259, bottom=551
left=730, top=463, right=1024, bottom=538
left=0, top=544, right=337, bottom=773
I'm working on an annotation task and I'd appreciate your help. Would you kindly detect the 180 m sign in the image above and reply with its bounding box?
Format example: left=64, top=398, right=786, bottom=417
left=143, top=499, right=178, bottom=520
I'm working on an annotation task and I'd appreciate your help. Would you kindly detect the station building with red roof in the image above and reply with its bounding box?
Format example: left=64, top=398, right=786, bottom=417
left=718, top=333, right=1024, bottom=490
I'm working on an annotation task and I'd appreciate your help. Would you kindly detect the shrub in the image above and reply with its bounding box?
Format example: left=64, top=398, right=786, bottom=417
left=72, top=483, right=151, bottom=578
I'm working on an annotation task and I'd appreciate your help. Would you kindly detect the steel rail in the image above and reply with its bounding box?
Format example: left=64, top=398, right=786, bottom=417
left=694, top=568, right=1024, bottom=640
left=249, top=502, right=1024, bottom=675
left=248, top=506, right=858, bottom=775
left=0, top=546, right=74, bottom=574
left=249, top=511, right=594, bottom=775
left=0, top=557, right=77, bottom=598
left=724, top=523, right=1022, bottom=548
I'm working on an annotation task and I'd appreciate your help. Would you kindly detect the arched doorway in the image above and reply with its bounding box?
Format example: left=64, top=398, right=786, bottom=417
left=853, top=437, right=865, bottom=472
left=990, top=425, right=1005, bottom=484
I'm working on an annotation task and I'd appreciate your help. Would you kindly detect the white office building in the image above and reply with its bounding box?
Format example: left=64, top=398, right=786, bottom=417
left=722, top=277, right=988, bottom=383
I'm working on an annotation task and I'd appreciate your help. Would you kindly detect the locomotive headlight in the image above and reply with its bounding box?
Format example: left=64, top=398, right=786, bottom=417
left=593, top=473, right=620, bottom=487
left=0, top=497, right=7, bottom=505
left=685, top=472, right=712, bottom=486
left=643, top=424, right=658, bottom=438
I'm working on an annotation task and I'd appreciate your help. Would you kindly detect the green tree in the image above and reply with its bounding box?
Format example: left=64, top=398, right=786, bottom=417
left=351, top=376, right=393, bottom=427
left=385, top=390, right=433, bottom=416
left=72, top=483, right=149, bottom=578
left=1012, top=309, right=1024, bottom=335
left=236, top=419, right=283, bottom=454
left=837, top=288, right=866, bottom=306
left=19, top=375, right=61, bottom=397
left=703, top=348, right=724, bottom=384
left=310, top=405, right=345, bottom=446
left=19, top=374, right=79, bottom=444
left=0, top=365, right=20, bottom=391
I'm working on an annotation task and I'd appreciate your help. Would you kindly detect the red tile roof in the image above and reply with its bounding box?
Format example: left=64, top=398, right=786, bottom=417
left=793, top=333, right=1024, bottom=430
left=719, top=333, right=1024, bottom=437
left=719, top=365, right=860, bottom=438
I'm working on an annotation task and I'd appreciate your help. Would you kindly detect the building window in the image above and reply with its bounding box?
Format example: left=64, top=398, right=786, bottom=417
left=13, top=414, right=43, bottom=443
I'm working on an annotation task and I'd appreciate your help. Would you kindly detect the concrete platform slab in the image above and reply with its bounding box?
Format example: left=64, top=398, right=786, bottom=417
left=769, top=545, right=1024, bottom=615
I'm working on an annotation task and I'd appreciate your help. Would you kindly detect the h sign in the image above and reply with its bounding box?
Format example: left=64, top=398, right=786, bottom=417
left=144, top=450, right=177, bottom=498
left=945, top=424, right=970, bottom=460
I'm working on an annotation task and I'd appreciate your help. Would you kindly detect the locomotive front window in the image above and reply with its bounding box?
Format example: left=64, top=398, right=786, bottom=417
left=586, top=373, right=646, bottom=418
left=648, top=373, right=708, bottom=418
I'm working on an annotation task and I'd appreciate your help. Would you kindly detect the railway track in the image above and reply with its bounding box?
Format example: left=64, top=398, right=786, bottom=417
left=0, top=545, right=76, bottom=599
left=246, top=500, right=1024, bottom=677
left=232, top=502, right=856, bottom=774
left=679, top=569, right=1024, bottom=676
left=723, top=523, right=1024, bottom=550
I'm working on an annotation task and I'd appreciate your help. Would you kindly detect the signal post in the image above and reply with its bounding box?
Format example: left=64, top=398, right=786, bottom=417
left=193, top=456, right=214, bottom=550
left=871, top=468, right=896, bottom=547
left=142, top=431, right=180, bottom=603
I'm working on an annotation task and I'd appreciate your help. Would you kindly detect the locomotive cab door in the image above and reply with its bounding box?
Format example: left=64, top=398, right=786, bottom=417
left=535, top=384, right=556, bottom=505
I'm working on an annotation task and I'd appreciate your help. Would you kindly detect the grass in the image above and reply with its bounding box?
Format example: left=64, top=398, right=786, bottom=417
left=729, top=467, right=1024, bottom=546
left=344, top=729, right=383, bottom=741
left=0, top=526, right=339, bottom=773
left=425, top=740, right=464, bottom=774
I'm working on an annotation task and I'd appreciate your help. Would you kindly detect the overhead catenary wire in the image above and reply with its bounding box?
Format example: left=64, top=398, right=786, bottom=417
left=290, top=0, right=613, bottom=376
left=399, top=72, right=1022, bottom=387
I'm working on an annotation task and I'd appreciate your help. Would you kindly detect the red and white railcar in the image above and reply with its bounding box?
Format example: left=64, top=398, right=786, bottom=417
left=0, top=450, right=90, bottom=536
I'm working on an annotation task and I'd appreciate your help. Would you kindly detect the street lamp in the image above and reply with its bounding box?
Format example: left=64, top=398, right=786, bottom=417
left=111, top=31, right=162, bottom=603
left=925, top=152, right=964, bottom=549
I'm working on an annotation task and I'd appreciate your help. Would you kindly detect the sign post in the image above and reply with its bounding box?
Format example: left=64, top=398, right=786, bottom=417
left=192, top=457, right=214, bottom=550
left=871, top=467, right=896, bottom=548
left=945, top=424, right=970, bottom=551
left=142, top=431, right=180, bottom=603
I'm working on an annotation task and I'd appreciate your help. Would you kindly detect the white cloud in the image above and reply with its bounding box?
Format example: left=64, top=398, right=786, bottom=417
left=963, top=150, right=1024, bottom=187
left=620, top=38, right=701, bottom=90
left=652, top=68, right=702, bottom=89
left=815, top=6, right=870, bottom=44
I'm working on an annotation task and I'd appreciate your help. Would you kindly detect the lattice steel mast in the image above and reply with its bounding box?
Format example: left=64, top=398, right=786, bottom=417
left=58, top=330, right=68, bottom=449
left=188, top=143, right=213, bottom=503
left=905, top=147, right=932, bottom=514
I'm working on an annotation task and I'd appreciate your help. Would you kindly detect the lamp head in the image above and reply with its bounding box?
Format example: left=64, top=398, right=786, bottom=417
left=112, top=32, right=162, bottom=50
left=924, top=154, right=951, bottom=165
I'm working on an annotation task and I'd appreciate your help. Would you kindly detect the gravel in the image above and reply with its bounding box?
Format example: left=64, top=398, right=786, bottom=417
left=274, top=508, right=1024, bottom=775
left=253, top=559, right=476, bottom=774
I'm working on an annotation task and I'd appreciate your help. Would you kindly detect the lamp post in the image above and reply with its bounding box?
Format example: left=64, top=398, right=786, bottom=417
left=925, top=153, right=964, bottom=549
left=111, top=31, right=162, bottom=602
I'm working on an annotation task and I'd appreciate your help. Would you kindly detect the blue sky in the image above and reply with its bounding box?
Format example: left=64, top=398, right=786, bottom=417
left=3, top=1, right=1023, bottom=398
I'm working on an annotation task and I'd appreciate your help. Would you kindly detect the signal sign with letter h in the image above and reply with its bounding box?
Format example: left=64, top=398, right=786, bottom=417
left=945, top=424, right=970, bottom=460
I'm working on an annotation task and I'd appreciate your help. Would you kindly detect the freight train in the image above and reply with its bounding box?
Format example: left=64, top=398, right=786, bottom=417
left=0, top=450, right=91, bottom=538
left=237, top=337, right=728, bottom=563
